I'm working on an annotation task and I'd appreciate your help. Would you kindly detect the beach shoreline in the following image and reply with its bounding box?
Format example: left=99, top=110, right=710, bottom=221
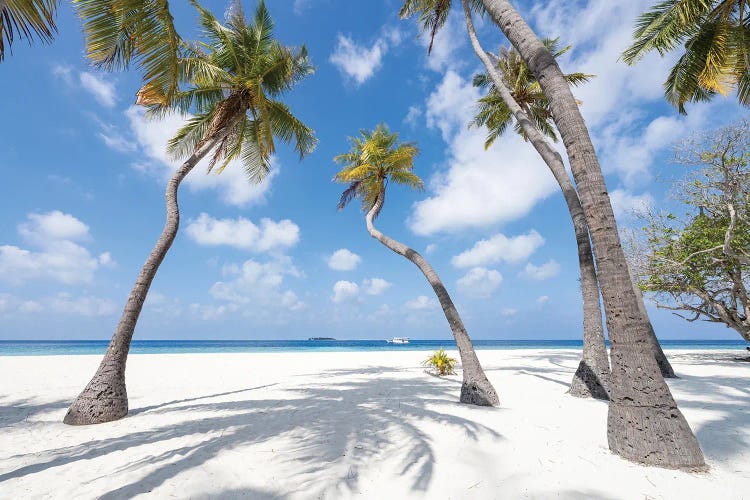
left=1, top=348, right=748, bottom=498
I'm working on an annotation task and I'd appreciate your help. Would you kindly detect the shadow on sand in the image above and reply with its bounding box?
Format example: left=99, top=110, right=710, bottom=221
left=0, top=365, right=502, bottom=498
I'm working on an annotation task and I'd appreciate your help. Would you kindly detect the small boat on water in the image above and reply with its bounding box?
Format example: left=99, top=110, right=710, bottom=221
left=387, top=337, right=410, bottom=344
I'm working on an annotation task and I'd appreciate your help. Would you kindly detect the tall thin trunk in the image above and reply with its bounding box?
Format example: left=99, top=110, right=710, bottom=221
left=367, top=190, right=498, bottom=406
left=63, top=138, right=219, bottom=425
left=629, top=265, right=676, bottom=377
left=479, top=0, right=704, bottom=468
left=462, top=0, right=609, bottom=400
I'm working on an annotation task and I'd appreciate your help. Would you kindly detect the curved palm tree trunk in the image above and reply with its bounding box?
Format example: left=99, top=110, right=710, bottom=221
left=479, top=0, right=703, bottom=468
left=63, top=138, right=218, bottom=425
left=366, top=191, right=499, bottom=406
left=462, top=0, right=609, bottom=400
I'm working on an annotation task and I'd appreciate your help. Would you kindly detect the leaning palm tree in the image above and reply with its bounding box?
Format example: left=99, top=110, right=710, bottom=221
left=0, top=0, right=58, bottom=60
left=469, top=36, right=610, bottom=400
left=401, top=0, right=705, bottom=469
left=64, top=0, right=317, bottom=425
left=623, top=0, right=750, bottom=113
left=334, top=124, right=499, bottom=406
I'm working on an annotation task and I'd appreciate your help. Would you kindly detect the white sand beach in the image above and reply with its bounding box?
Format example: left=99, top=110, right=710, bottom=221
left=0, top=349, right=748, bottom=499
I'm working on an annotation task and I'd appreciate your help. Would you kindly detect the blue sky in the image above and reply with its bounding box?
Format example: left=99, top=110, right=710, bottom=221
left=0, top=0, right=745, bottom=341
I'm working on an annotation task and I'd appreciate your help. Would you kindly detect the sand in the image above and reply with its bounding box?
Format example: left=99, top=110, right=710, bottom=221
left=0, top=348, right=748, bottom=499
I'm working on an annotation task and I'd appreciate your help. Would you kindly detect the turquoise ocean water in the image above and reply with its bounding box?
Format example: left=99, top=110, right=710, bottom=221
left=0, top=339, right=746, bottom=356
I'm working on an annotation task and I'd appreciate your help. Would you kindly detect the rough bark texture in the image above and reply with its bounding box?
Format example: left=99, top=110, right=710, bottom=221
left=63, top=139, right=218, bottom=425
left=366, top=191, right=499, bottom=406
left=480, top=0, right=704, bottom=468
left=462, top=0, right=609, bottom=400
left=629, top=269, right=676, bottom=378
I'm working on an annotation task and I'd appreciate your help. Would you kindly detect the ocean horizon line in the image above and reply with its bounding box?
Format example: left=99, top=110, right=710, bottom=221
left=0, top=338, right=746, bottom=356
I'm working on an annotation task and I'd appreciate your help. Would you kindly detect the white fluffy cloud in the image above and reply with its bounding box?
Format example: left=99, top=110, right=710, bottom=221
left=208, top=256, right=305, bottom=313
left=329, top=27, right=403, bottom=85
left=330, top=34, right=387, bottom=85
left=452, top=230, right=544, bottom=268
left=524, top=260, right=561, bottom=281
left=363, top=277, right=391, bottom=296
left=186, top=213, right=299, bottom=252
left=53, top=65, right=117, bottom=108
left=501, top=308, right=518, bottom=317
left=409, top=71, right=559, bottom=235
left=404, top=295, right=438, bottom=310
left=609, top=189, right=654, bottom=220
left=332, top=280, right=360, bottom=303
left=126, top=107, right=277, bottom=207
left=456, top=267, right=503, bottom=298
left=0, top=211, right=110, bottom=286
left=79, top=72, right=117, bottom=107
left=328, top=248, right=361, bottom=271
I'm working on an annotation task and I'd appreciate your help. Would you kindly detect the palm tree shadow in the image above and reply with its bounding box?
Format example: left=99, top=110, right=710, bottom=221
left=2, top=366, right=502, bottom=498
left=0, top=397, right=70, bottom=428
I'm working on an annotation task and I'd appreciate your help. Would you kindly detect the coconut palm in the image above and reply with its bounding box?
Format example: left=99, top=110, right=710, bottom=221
left=471, top=37, right=678, bottom=380
left=401, top=0, right=705, bottom=469
left=623, top=0, right=750, bottom=113
left=64, top=0, right=317, bottom=425
left=334, top=124, right=499, bottom=406
left=471, top=39, right=591, bottom=146
left=468, top=32, right=609, bottom=400
left=0, top=0, right=57, bottom=60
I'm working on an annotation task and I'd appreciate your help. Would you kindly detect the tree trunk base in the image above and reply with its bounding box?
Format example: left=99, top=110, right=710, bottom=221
left=63, top=372, right=128, bottom=425
left=607, top=402, right=706, bottom=470
left=568, top=359, right=609, bottom=400
left=460, top=378, right=499, bottom=406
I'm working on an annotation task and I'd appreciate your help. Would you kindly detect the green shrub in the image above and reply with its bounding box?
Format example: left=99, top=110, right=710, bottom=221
left=422, top=347, right=457, bottom=376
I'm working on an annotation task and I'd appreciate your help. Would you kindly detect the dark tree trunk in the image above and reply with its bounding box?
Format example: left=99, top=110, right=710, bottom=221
left=479, top=0, right=704, bottom=468
left=461, top=0, right=609, bottom=400
left=63, top=138, right=218, bottom=425
left=366, top=190, right=498, bottom=406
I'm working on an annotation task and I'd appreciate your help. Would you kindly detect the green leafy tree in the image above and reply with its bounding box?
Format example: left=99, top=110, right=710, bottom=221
left=64, top=0, right=316, bottom=425
left=623, top=0, right=750, bottom=113
left=632, top=120, right=750, bottom=342
left=334, top=124, right=499, bottom=406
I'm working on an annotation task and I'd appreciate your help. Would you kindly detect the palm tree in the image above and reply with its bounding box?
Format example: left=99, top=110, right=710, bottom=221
left=334, top=124, right=499, bottom=406
left=471, top=39, right=591, bottom=146
left=623, top=0, right=750, bottom=113
left=0, top=0, right=58, bottom=60
left=63, top=0, right=317, bottom=425
left=401, top=0, right=705, bottom=469
left=468, top=32, right=609, bottom=400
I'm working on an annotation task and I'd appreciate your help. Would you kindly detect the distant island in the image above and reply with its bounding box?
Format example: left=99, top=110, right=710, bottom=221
left=308, top=337, right=336, bottom=341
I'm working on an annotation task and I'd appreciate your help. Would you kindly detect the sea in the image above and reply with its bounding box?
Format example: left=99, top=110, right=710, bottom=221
left=0, top=339, right=746, bottom=356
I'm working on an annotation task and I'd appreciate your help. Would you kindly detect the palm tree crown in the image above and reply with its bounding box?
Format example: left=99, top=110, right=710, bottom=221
left=153, top=0, right=317, bottom=182
left=334, top=124, right=423, bottom=218
left=471, top=38, right=591, bottom=148
left=0, top=0, right=58, bottom=60
left=399, top=0, right=484, bottom=52
left=623, top=0, right=750, bottom=113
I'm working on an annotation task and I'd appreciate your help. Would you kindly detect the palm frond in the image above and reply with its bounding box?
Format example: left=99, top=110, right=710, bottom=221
left=73, top=0, right=180, bottom=104
left=0, top=0, right=58, bottom=61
